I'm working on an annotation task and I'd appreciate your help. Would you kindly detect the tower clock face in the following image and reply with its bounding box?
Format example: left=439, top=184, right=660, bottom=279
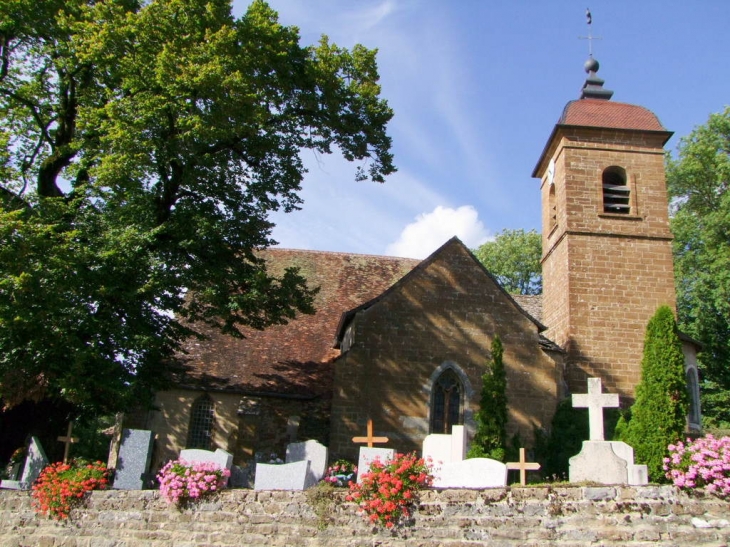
left=547, top=159, right=555, bottom=185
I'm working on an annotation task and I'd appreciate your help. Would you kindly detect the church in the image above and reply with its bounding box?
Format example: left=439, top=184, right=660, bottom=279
left=143, top=58, right=702, bottom=471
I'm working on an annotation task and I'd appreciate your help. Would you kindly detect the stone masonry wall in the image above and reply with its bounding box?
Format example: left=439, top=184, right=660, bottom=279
left=1, top=486, right=729, bottom=546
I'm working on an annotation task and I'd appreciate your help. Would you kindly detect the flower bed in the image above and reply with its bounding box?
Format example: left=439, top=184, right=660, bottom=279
left=157, top=459, right=230, bottom=506
left=31, top=460, right=110, bottom=520
left=664, top=435, right=730, bottom=498
left=346, top=452, right=433, bottom=528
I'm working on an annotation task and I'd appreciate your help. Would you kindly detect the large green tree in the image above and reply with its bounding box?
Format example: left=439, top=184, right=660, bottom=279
left=0, top=0, right=395, bottom=414
left=473, top=229, right=542, bottom=295
left=618, top=306, right=689, bottom=482
left=666, top=107, right=730, bottom=428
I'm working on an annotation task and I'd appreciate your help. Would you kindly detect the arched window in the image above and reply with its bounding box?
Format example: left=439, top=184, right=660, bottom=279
left=430, top=368, right=463, bottom=434
left=686, top=367, right=701, bottom=427
left=602, top=166, right=630, bottom=214
left=187, top=394, right=215, bottom=450
left=548, top=183, right=557, bottom=231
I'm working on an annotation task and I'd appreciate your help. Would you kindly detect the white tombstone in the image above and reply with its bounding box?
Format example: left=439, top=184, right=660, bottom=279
left=568, top=378, right=648, bottom=486
left=357, top=447, right=395, bottom=483
left=179, top=448, right=233, bottom=485
left=433, top=458, right=507, bottom=489
left=422, top=425, right=467, bottom=465
left=0, top=437, right=48, bottom=490
left=254, top=440, right=328, bottom=491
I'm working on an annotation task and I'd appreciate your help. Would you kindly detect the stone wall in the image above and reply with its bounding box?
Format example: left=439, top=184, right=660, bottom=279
left=2, top=486, right=728, bottom=546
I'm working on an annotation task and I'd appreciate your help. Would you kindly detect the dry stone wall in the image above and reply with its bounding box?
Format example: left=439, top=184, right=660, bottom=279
left=1, top=486, right=729, bottom=546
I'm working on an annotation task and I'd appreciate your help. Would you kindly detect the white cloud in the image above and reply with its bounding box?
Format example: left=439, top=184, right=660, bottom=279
left=385, top=205, right=490, bottom=259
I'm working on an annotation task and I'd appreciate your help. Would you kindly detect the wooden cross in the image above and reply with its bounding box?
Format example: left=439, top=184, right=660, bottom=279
left=572, top=377, right=619, bottom=441
left=352, top=419, right=389, bottom=448
left=506, top=447, right=541, bottom=486
left=57, top=422, right=79, bottom=464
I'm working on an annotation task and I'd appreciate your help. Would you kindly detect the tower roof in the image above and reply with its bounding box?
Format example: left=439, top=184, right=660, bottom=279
left=559, top=99, right=667, bottom=132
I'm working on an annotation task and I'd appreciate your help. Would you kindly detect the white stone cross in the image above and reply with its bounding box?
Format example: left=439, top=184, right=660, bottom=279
left=572, top=378, right=619, bottom=441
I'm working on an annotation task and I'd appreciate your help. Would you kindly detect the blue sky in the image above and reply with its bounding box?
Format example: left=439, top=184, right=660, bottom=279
left=232, top=1, right=730, bottom=259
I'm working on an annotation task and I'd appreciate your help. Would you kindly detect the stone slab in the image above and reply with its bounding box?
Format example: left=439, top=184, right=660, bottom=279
left=433, top=458, right=507, bottom=488
left=609, top=441, right=648, bottom=485
left=113, top=429, right=155, bottom=490
left=0, top=436, right=48, bottom=490
left=254, top=460, right=310, bottom=491
left=357, top=447, right=395, bottom=483
left=285, top=440, right=328, bottom=488
left=179, top=448, right=233, bottom=486
left=569, top=441, right=628, bottom=484
left=422, top=425, right=467, bottom=466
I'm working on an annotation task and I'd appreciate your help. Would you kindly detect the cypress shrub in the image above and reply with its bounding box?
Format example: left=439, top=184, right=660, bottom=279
left=619, top=305, right=689, bottom=481
left=467, top=336, right=508, bottom=460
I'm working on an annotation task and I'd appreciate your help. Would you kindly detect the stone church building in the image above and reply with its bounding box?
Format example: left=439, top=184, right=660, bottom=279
left=143, top=60, right=702, bottom=471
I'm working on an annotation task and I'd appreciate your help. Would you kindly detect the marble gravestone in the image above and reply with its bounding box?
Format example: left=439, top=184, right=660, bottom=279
left=112, top=429, right=155, bottom=490
left=254, top=440, right=328, bottom=491
left=0, top=436, right=48, bottom=490
left=569, top=378, right=648, bottom=485
left=356, top=447, right=395, bottom=484
left=422, top=425, right=466, bottom=465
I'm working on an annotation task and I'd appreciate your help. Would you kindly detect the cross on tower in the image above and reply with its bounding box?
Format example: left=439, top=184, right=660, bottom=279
left=579, top=8, right=602, bottom=58
left=57, top=422, right=79, bottom=464
left=352, top=419, right=389, bottom=448
left=572, top=378, right=619, bottom=441
left=506, top=447, right=541, bottom=486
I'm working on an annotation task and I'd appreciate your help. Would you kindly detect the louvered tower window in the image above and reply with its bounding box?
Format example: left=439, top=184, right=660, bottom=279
left=602, top=166, right=630, bottom=214
left=431, top=368, right=462, bottom=434
left=187, top=394, right=215, bottom=450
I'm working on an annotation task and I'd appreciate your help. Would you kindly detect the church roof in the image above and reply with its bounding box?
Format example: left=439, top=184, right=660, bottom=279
left=173, top=249, right=419, bottom=397
left=559, top=99, right=667, bottom=132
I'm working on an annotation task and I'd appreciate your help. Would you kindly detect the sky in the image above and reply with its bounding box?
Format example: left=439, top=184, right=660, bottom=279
left=231, top=1, right=730, bottom=259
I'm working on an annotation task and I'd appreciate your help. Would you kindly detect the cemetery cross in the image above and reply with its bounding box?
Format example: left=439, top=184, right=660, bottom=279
left=352, top=419, right=389, bottom=448
left=57, top=422, right=79, bottom=464
left=506, top=447, right=541, bottom=486
left=572, top=377, right=619, bottom=441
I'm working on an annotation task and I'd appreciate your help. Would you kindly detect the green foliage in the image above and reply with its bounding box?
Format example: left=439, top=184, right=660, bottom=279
left=619, top=306, right=689, bottom=481
left=0, top=0, right=395, bottom=414
left=467, top=336, right=508, bottom=461
left=473, top=229, right=542, bottom=295
left=666, top=107, right=730, bottom=428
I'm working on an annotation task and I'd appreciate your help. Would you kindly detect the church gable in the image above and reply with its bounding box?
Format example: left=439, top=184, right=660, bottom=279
left=329, top=237, right=561, bottom=460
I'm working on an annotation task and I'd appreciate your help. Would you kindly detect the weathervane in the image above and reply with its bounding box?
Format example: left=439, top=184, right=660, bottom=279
left=579, top=8, right=601, bottom=58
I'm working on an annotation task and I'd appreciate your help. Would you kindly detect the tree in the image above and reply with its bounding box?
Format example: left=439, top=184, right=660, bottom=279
left=618, top=306, right=689, bottom=482
left=0, top=0, right=395, bottom=414
left=467, top=336, right=508, bottom=461
left=473, top=229, right=542, bottom=295
left=666, top=107, right=730, bottom=428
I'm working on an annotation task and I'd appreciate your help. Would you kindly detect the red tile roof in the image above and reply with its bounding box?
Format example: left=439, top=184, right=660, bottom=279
left=559, top=99, right=666, bottom=132
left=173, top=249, right=419, bottom=397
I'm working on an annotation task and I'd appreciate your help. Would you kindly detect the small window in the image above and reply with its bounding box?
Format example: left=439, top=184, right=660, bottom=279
left=548, top=184, right=557, bottom=231
left=431, top=368, right=462, bottom=434
left=602, top=166, right=630, bottom=214
left=187, top=394, right=215, bottom=449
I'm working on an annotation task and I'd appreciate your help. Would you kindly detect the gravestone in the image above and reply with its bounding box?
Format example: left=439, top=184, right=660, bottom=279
left=357, top=447, right=395, bottom=484
left=112, top=429, right=155, bottom=490
left=0, top=437, right=48, bottom=490
left=432, top=458, right=507, bottom=489
left=422, top=425, right=466, bottom=465
left=286, top=440, right=328, bottom=487
left=254, top=440, right=328, bottom=491
left=569, top=378, right=648, bottom=485
left=179, top=448, right=234, bottom=485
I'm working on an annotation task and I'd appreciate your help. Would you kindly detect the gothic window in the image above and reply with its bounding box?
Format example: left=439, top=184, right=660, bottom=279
left=187, top=394, right=215, bottom=450
left=430, top=368, right=463, bottom=434
left=602, top=166, right=630, bottom=214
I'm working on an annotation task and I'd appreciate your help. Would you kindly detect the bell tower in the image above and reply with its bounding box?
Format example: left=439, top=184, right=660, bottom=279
left=533, top=57, right=675, bottom=401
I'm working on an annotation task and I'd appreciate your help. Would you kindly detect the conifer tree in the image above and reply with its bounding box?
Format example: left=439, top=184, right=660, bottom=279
left=619, top=306, right=689, bottom=481
left=467, top=336, right=508, bottom=460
